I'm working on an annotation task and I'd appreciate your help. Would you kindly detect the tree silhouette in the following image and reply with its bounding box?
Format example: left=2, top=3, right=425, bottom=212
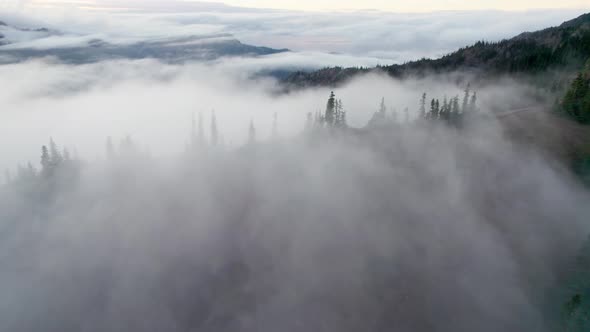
left=49, top=138, right=63, bottom=167
left=41, top=145, right=51, bottom=177
left=419, top=93, right=427, bottom=119
left=462, top=83, right=471, bottom=114
left=325, top=91, right=336, bottom=126
left=469, top=92, right=478, bottom=114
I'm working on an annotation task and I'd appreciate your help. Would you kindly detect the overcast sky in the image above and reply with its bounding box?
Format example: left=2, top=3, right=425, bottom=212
left=210, top=0, right=590, bottom=11
left=15, top=0, right=590, bottom=12
left=1, top=1, right=588, bottom=65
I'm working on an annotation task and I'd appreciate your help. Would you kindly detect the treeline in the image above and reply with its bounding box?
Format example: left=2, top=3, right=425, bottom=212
left=283, top=13, right=590, bottom=89
left=5, top=138, right=82, bottom=192
left=366, top=85, right=478, bottom=128
left=3, top=86, right=482, bottom=188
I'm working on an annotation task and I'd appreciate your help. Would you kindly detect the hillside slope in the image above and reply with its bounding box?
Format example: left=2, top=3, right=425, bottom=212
left=283, top=13, right=590, bottom=88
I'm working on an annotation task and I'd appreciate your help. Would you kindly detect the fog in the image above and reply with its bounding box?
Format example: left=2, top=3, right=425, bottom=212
left=0, top=53, right=589, bottom=332
left=0, top=58, right=543, bottom=171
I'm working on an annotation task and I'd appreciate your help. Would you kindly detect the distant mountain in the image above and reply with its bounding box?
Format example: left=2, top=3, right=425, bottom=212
left=283, top=13, right=590, bottom=88
left=0, top=21, right=57, bottom=47
left=0, top=22, right=289, bottom=64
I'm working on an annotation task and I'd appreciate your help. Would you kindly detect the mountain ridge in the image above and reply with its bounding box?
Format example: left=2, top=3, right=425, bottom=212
left=0, top=21, right=289, bottom=64
left=282, top=12, right=590, bottom=88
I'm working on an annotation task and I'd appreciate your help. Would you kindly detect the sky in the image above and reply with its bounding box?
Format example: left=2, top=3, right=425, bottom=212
left=16, top=0, right=590, bottom=12
left=214, top=0, right=590, bottom=11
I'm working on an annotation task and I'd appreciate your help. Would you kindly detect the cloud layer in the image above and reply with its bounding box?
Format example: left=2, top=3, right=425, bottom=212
left=1, top=3, right=588, bottom=65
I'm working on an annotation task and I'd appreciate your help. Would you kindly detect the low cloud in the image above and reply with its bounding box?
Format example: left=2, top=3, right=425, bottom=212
left=0, top=57, right=554, bottom=176
left=0, top=57, right=588, bottom=331
left=1, top=4, right=588, bottom=64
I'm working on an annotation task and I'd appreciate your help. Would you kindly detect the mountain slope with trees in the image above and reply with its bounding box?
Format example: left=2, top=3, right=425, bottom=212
left=282, top=13, right=590, bottom=88
left=558, top=59, right=590, bottom=123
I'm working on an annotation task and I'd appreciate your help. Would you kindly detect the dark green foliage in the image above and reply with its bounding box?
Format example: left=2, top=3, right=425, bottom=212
left=325, top=91, right=336, bottom=126
left=322, top=92, right=347, bottom=129
left=419, top=93, right=427, bottom=119
left=560, top=238, right=590, bottom=331
left=560, top=61, right=590, bottom=123
left=283, top=13, right=590, bottom=89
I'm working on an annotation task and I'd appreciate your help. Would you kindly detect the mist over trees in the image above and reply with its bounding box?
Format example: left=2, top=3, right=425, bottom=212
left=1, top=84, right=590, bottom=332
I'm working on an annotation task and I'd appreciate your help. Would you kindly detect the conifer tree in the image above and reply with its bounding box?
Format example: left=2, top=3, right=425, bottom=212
left=325, top=91, right=336, bottom=126
left=562, top=71, right=590, bottom=123
left=435, top=99, right=440, bottom=120
left=41, top=145, right=51, bottom=177
left=462, top=83, right=471, bottom=113
left=338, top=99, right=347, bottom=128
left=379, top=97, right=386, bottom=116
left=334, top=100, right=340, bottom=126
left=451, top=96, right=460, bottom=125
left=429, top=99, right=436, bottom=120
left=419, top=93, right=427, bottom=119
left=469, top=92, right=477, bottom=113
left=441, top=96, right=449, bottom=121
left=49, top=138, right=63, bottom=167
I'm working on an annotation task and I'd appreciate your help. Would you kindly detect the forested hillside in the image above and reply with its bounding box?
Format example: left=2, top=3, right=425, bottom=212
left=283, top=13, right=590, bottom=88
left=559, top=59, right=590, bottom=123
